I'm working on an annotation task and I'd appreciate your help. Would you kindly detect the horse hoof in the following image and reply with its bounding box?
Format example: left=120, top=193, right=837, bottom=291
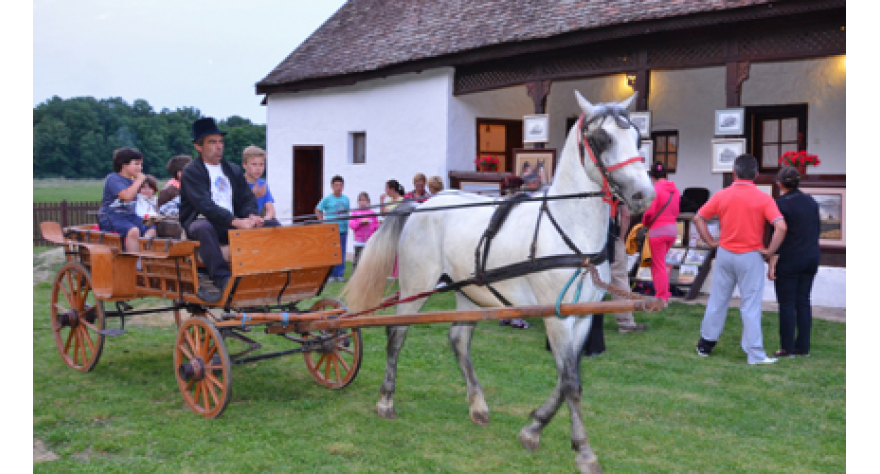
left=470, top=409, right=490, bottom=426
left=575, top=452, right=602, bottom=474
left=518, top=427, right=541, bottom=451
left=377, top=401, right=396, bottom=420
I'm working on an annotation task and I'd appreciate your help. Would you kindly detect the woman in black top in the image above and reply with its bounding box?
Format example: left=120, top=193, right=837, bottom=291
left=767, top=166, right=821, bottom=357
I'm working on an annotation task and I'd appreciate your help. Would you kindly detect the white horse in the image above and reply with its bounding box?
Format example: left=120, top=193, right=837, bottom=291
left=342, top=92, right=655, bottom=473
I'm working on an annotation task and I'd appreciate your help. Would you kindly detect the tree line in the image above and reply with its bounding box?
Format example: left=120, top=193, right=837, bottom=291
left=33, top=96, right=266, bottom=179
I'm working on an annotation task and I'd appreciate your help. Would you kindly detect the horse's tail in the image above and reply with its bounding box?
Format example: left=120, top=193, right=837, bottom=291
left=340, top=202, right=416, bottom=313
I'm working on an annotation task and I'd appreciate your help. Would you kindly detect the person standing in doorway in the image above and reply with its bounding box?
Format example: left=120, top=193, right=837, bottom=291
left=694, top=154, right=787, bottom=365
left=767, top=166, right=820, bottom=357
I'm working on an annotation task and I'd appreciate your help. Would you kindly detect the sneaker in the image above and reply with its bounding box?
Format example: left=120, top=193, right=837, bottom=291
left=198, top=276, right=228, bottom=303
left=748, top=357, right=778, bottom=365
left=619, top=324, right=647, bottom=334
left=510, top=318, right=531, bottom=329
left=696, top=337, right=716, bottom=357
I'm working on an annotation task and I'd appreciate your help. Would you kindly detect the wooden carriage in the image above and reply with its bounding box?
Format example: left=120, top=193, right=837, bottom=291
left=40, top=218, right=663, bottom=419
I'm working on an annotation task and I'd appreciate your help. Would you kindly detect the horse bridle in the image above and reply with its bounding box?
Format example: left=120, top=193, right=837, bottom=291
left=576, top=107, right=645, bottom=204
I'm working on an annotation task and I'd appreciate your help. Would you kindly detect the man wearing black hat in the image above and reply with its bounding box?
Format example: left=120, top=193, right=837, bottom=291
left=180, top=117, right=273, bottom=302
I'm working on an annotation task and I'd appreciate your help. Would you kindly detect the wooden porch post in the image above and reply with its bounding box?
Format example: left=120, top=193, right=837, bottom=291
left=526, top=80, right=552, bottom=149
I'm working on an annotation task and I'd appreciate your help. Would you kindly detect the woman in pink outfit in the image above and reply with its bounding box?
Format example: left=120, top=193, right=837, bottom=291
left=349, top=192, right=380, bottom=274
left=641, top=161, right=680, bottom=303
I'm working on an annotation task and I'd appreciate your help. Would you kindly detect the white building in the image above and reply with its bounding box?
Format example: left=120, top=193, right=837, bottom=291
left=256, top=0, right=846, bottom=307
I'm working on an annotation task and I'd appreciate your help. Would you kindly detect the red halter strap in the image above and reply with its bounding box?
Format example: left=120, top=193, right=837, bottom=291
left=576, top=113, right=645, bottom=204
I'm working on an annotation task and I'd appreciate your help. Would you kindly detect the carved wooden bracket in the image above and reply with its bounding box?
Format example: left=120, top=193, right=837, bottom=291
left=526, top=80, right=552, bottom=114
left=726, top=61, right=750, bottom=107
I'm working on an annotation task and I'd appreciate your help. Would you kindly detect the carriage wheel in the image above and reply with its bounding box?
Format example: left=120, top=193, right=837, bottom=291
left=174, top=317, right=232, bottom=418
left=303, top=298, right=363, bottom=389
left=51, top=262, right=106, bottom=372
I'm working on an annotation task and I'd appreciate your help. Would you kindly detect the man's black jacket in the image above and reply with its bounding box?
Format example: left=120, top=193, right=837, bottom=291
left=179, top=157, right=258, bottom=235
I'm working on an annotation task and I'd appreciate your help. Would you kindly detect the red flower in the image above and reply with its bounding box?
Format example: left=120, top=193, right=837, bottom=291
left=779, top=150, right=820, bottom=167
left=474, top=155, right=500, bottom=165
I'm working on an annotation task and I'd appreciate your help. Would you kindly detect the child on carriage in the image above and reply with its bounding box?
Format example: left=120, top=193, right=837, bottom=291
left=97, top=147, right=157, bottom=251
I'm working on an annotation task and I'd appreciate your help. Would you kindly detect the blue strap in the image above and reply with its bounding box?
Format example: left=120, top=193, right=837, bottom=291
left=241, top=313, right=251, bottom=327
left=281, top=312, right=289, bottom=326
left=555, top=268, right=588, bottom=318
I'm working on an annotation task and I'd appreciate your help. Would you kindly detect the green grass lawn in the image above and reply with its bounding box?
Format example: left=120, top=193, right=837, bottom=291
left=32, top=263, right=845, bottom=472
left=34, top=179, right=105, bottom=203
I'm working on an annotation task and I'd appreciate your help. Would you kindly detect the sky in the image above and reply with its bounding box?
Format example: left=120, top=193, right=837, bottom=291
left=32, top=0, right=347, bottom=124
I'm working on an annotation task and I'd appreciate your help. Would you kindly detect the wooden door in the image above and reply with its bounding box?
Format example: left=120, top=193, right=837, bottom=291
left=293, top=146, right=323, bottom=221
left=476, top=119, right=523, bottom=173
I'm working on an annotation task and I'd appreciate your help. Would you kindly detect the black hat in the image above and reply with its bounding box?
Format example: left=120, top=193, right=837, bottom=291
left=192, top=117, right=227, bottom=143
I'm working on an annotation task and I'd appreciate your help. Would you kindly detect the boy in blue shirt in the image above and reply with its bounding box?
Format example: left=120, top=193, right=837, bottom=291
left=316, top=175, right=350, bottom=281
left=242, top=145, right=278, bottom=224
left=98, top=147, right=157, bottom=251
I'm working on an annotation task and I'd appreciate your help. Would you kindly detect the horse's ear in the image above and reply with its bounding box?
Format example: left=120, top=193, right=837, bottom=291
left=620, top=92, right=638, bottom=111
left=575, top=90, right=597, bottom=116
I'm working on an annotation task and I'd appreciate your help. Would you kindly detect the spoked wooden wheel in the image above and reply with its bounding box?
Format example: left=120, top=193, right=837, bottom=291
left=174, top=317, right=232, bottom=418
left=303, top=298, right=363, bottom=389
left=51, top=262, right=106, bottom=372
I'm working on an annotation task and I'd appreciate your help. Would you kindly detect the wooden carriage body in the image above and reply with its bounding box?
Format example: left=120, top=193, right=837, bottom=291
left=40, top=221, right=342, bottom=308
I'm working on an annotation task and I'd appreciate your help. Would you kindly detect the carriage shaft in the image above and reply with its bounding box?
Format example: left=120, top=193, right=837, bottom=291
left=292, top=299, right=663, bottom=332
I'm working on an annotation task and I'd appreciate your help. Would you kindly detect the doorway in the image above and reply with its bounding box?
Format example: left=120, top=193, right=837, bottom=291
left=476, top=119, right=523, bottom=172
left=293, top=146, right=323, bottom=221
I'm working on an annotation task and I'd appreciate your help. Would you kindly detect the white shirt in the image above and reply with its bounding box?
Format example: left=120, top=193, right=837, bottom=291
left=205, top=162, right=233, bottom=214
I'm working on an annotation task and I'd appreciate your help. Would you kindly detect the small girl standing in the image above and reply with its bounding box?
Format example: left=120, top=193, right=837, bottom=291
left=349, top=192, right=380, bottom=274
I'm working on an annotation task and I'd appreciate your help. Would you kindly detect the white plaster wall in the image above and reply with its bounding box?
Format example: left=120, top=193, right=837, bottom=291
left=649, top=67, right=729, bottom=193
left=742, top=56, right=846, bottom=174
left=265, top=69, right=453, bottom=220
left=447, top=84, right=533, bottom=172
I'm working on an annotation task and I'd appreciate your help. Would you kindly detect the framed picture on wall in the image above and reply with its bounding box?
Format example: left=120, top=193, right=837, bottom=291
left=802, top=186, right=846, bottom=248
left=638, top=140, right=654, bottom=164
left=523, top=114, right=549, bottom=144
left=513, top=148, right=556, bottom=191
left=711, top=138, right=745, bottom=173
left=714, top=108, right=745, bottom=135
left=629, top=111, right=651, bottom=138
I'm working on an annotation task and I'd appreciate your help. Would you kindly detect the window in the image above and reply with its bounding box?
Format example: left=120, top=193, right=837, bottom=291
left=651, top=131, right=678, bottom=172
left=747, top=104, right=807, bottom=171
left=351, top=132, right=366, bottom=164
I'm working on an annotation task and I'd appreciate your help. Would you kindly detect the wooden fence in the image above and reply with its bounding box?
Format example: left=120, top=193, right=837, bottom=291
left=34, top=201, right=100, bottom=247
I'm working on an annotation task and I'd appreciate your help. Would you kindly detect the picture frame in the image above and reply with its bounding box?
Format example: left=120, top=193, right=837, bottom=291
left=459, top=181, right=501, bottom=196
left=802, top=186, right=846, bottom=248
left=629, top=111, right=651, bottom=138
left=635, top=266, right=653, bottom=281
left=523, top=114, right=550, bottom=144
left=666, top=247, right=687, bottom=266
left=677, top=264, right=699, bottom=284
left=714, top=108, right=745, bottom=135
left=683, top=248, right=709, bottom=265
left=513, top=148, right=556, bottom=191
left=638, top=140, right=654, bottom=164
left=711, top=138, right=746, bottom=173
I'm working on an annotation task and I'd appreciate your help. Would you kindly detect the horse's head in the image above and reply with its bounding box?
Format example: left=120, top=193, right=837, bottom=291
left=574, top=91, right=655, bottom=214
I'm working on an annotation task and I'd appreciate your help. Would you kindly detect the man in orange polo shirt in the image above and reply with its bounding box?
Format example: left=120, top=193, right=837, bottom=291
left=693, top=154, right=787, bottom=365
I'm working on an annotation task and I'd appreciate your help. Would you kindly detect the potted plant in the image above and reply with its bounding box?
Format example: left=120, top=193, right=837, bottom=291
left=779, top=150, right=820, bottom=175
left=475, top=155, right=500, bottom=172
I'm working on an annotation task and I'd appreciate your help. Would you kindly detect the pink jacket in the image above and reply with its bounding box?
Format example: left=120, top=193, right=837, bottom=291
left=642, top=180, right=680, bottom=228
left=349, top=208, right=380, bottom=243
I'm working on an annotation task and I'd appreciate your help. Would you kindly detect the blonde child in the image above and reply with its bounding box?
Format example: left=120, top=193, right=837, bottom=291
left=349, top=192, right=380, bottom=274
left=242, top=145, right=277, bottom=221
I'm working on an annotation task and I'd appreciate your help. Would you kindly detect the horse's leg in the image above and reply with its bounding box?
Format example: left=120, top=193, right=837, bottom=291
left=378, top=241, right=441, bottom=420
left=449, top=293, right=489, bottom=425
left=518, top=316, right=576, bottom=451
left=563, top=316, right=602, bottom=474
left=377, top=324, right=409, bottom=419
